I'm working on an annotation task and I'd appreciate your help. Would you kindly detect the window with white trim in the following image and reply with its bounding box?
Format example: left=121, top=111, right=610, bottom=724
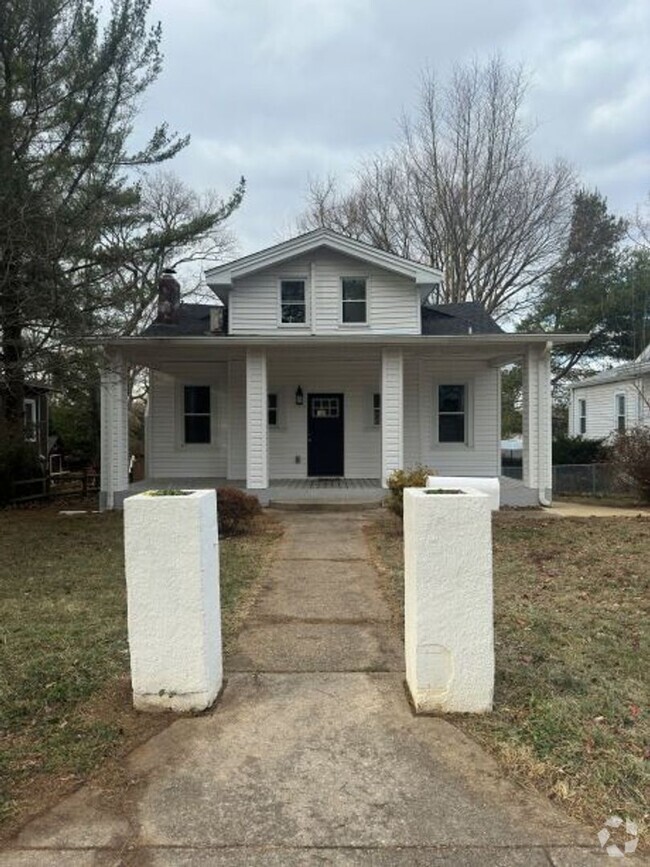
left=372, top=393, right=381, bottom=426
left=616, top=393, right=626, bottom=433
left=268, top=393, right=278, bottom=427
left=578, top=398, right=587, bottom=435
left=24, top=398, right=37, bottom=442
left=280, top=280, right=306, bottom=324
left=183, top=386, right=211, bottom=444
left=437, top=384, right=466, bottom=443
left=341, top=277, right=367, bottom=323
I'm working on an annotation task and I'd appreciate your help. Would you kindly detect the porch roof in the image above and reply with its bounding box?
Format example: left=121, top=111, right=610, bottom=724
left=99, top=331, right=589, bottom=367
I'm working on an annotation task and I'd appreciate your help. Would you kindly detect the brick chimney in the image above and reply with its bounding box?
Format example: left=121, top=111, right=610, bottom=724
left=156, top=268, right=181, bottom=323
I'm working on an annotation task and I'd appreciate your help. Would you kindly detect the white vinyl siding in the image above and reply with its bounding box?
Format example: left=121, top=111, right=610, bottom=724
left=403, top=357, right=499, bottom=476
left=145, top=352, right=502, bottom=483
left=266, top=354, right=381, bottom=479
left=570, top=380, right=645, bottom=440
left=147, top=368, right=228, bottom=477
left=229, top=250, right=420, bottom=335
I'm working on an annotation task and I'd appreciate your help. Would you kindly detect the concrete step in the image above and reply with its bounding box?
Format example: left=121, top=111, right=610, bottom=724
left=267, top=499, right=383, bottom=512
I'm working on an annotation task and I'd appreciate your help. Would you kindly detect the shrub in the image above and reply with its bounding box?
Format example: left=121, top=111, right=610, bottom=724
left=386, top=465, right=436, bottom=517
left=610, top=426, right=650, bottom=502
left=0, top=435, right=44, bottom=507
left=217, top=487, right=262, bottom=535
left=553, top=434, right=609, bottom=465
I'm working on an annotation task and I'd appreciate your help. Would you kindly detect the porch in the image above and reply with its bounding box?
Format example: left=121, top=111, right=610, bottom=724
left=125, top=475, right=537, bottom=509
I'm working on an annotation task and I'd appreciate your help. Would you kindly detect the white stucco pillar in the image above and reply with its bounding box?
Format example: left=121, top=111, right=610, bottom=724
left=100, top=355, right=129, bottom=510
left=246, top=349, right=268, bottom=489
left=124, top=489, right=222, bottom=712
left=404, top=487, right=494, bottom=713
left=381, top=348, right=404, bottom=487
left=522, top=345, right=553, bottom=505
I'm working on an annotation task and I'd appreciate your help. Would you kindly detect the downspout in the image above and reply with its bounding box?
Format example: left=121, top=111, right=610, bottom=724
left=310, top=261, right=316, bottom=335
left=538, top=341, right=553, bottom=507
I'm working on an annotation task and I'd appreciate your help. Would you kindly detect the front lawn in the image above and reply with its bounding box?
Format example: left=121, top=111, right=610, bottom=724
left=0, top=508, right=279, bottom=839
left=366, top=511, right=649, bottom=838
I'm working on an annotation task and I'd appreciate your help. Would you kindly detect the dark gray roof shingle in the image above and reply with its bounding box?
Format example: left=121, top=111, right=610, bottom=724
left=421, top=302, right=503, bottom=335
left=141, top=304, right=224, bottom=336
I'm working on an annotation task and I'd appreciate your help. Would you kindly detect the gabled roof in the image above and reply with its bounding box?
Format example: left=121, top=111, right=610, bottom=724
left=205, top=228, right=443, bottom=295
left=422, top=302, right=503, bottom=336
left=569, top=357, right=650, bottom=389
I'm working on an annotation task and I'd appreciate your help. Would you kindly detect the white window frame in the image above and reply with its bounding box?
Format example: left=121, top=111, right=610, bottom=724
left=24, top=398, right=38, bottom=442
left=177, top=384, right=217, bottom=448
left=578, top=398, right=587, bottom=435
left=339, top=276, right=369, bottom=326
left=433, top=382, right=473, bottom=447
left=615, top=393, right=626, bottom=434
left=278, top=277, right=308, bottom=327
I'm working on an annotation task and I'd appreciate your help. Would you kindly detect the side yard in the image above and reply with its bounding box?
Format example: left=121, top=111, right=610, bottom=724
left=366, top=512, right=649, bottom=838
left=0, top=508, right=279, bottom=840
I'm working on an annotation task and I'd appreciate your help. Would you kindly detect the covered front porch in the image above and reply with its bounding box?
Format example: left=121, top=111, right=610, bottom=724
left=125, top=474, right=536, bottom=508
left=99, top=334, right=555, bottom=510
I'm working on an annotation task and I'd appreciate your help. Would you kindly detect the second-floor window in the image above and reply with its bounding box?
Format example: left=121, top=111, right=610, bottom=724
left=616, top=394, right=626, bottom=433
left=280, top=280, right=306, bottom=324
left=341, top=278, right=367, bottom=323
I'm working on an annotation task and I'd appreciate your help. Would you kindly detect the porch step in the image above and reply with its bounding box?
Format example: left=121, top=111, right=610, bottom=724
left=267, top=499, right=383, bottom=512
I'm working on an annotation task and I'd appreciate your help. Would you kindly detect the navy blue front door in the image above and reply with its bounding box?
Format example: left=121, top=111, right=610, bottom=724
left=307, top=394, right=344, bottom=477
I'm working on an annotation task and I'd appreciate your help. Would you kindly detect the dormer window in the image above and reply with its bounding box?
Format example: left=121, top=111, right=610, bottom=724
left=280, top=280, right=306, bottom=324
left=341, top=278, right=367, bottom=323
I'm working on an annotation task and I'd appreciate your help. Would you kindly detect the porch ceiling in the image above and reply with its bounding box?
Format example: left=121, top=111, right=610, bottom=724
left=100, top=332, right=588, bottom=370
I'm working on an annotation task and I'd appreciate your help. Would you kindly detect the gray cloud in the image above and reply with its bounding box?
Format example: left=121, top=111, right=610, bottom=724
left=138, top=0, right=650, bottom=252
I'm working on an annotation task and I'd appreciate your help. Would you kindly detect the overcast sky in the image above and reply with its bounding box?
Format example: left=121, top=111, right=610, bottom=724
left=137, top=0, right=650, bottom=257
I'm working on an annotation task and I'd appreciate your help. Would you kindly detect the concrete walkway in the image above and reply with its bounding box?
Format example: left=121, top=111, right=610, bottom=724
left=3, top=513, right=615, bottom=865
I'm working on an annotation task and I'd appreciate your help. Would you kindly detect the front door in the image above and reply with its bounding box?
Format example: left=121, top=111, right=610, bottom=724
left=307, top=393, right=344, bottom=477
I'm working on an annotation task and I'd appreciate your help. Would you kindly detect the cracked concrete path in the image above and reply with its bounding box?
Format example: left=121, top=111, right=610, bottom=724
left=2, top=512, right=621, bottom=866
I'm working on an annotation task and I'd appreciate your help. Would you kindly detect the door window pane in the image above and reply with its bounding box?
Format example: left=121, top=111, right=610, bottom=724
left=268, top=393, right=278, bottom=427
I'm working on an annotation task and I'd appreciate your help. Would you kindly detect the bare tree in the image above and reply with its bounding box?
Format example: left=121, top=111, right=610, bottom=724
left=301, top=58, right=575, bottom=318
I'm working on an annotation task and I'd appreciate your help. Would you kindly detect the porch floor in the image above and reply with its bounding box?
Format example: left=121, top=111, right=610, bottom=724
left=127, top=475, right=538, bottom=508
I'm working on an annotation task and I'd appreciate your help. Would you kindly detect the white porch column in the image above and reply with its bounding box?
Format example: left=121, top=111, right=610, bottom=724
left=522, top=345, right=552, bottom=505
left=246, top=349, right=268, bottom=489
left=381, top=348, right=404, bottom=488
left=100, top=355, right=129, bottom=510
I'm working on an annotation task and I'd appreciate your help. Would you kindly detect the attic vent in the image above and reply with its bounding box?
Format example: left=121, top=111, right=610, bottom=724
left=210, top=308, right=225, bottom=334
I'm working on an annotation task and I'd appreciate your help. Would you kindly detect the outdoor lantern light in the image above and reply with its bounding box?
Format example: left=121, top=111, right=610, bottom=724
left=295, top=386, right=304, bottom=406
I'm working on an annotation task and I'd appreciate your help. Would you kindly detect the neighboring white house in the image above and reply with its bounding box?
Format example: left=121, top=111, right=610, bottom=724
left=568, top=344, right=650, bottom=440
left=98, top=229, right=586, bottom=508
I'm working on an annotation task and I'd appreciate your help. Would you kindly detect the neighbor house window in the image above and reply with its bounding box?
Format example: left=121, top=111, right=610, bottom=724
left=23, top=398, right=37, bottom=442
left=578, top=398, right=587, bottom=435
left=280, top=279, right=306, bottom=324
left=438, top=384, right=466, bottom=443
left=268, top=393, right=278, bottom=427
left=372, top=393, right=381, bottom=426
left=341, top=277, right=367, bottom=323
left=616, top=394, right=626, bottom=433
left=184, top=385, right=211, bottom=444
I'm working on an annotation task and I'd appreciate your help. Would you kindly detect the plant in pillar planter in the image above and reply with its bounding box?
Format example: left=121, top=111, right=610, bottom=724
left=386, top=466, right=437, bottom=516
left=145, top=489, right=190, bottom=496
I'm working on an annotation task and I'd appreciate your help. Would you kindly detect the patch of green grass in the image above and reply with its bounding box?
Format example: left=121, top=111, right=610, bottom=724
left=0, top=509, right=278, bottom=836
left=366, top=512, right=649, bottom=836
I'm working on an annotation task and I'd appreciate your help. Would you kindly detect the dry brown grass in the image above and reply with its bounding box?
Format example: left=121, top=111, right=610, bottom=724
left=365, top=510, right=649, bottom=839
left=0, top=508, right=280, bottom=840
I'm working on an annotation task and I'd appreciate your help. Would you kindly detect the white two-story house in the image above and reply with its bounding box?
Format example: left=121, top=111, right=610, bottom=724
left=568, top=344, right=650, bottom=440
left=99, top=229, right=585, bottom=508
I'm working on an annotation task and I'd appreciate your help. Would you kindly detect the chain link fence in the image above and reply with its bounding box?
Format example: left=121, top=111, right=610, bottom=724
left=502, top=463, right=634, bottom=496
